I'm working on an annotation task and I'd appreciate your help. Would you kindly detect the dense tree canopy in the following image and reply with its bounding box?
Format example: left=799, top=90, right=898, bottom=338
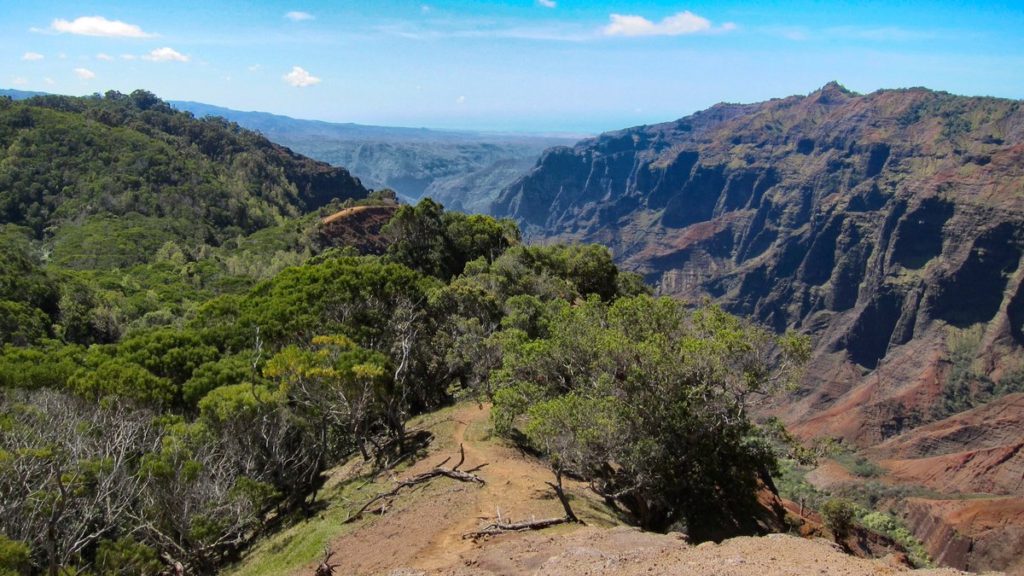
left=0, top=91, right=365, bottom=245
left=0, top=97, right=808, bottom=574
left=491, top=296, right=810, bottom=536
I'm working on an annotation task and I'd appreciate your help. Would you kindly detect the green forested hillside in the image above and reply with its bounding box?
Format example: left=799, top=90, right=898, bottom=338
left=0, top=90, right=808, bottom=576
left=0, top=183, right=803, bottom=575
left=0, top=91, right=366, bottom=247
left=0, top=91, right=370, bottom=345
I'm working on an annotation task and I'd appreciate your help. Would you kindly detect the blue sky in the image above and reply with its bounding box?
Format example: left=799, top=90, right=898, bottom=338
left=2, top=0, right=1023, bottom=133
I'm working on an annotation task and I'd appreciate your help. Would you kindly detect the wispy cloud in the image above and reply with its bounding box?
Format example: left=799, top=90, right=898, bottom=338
left=143, top=47, right=189, bottom=62
left=376, top=21, right=594, bottom=42
left=22, top=52, right=44, bottom=61
left=285, top=11, right=314, bottom=22
left=120, top=54, right=137, bottom=60
left=602, top=11, right=733, bottom=37
left=74, top=67, right=96, bottom=80
left=537, top=0, right=556, bottom=8
left=12, top=77, right=28, bottom=86
left=456, top=95, right=466, bottom=104
left=44, top=78, right=55, bottom=86
left=96, top=53, right=114, bottom=61
left=248, top=64, right=262, bottom=72
left=51, top=16, right=153, bottom=38
left=764, top=26, right=810, bottom=41
left=825, top=26, right=937, bottom=42
left=381, top=11, right=733, bottom=43
left=283, top=66, right=321, bottom=87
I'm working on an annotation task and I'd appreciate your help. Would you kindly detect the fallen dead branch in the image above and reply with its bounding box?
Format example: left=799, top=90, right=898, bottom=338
left=463, top=470, right=583, bottom=539
left=463, top=516, right=571, bottom=539
left=313, top=546, right=337, bottom=576
left=346, top=444, right=484, bottom=522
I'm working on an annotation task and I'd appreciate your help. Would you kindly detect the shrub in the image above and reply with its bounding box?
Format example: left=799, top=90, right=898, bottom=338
left=820, top=498, right=857, bottom=540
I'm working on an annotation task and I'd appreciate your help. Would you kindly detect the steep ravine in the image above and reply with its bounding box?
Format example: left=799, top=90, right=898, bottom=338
left=493, top=83, right=1024, bottom=573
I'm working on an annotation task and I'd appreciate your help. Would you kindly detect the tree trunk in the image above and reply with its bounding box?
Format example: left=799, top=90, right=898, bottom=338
left=546, top=469, right=580, bottom=524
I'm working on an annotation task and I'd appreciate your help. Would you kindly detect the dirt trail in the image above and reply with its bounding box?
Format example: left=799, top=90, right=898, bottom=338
left=321, top=204, right=375, bottom=224
left=318, top=403, right=589, bottom=576
left=312, top=404, right=981, bottom=576
left=409, top=403, right=586, bottom=571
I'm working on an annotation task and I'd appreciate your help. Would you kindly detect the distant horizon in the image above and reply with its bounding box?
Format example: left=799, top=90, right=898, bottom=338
left=4, top=1, right=1022, bottom=133
left=4, top=79, right=1020, bottom=137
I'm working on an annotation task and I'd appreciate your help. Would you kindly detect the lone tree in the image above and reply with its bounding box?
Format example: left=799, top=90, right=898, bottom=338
left=490, top=295, right=809, bottom=537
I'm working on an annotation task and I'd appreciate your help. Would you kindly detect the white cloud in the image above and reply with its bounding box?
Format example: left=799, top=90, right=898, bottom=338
left=44, top=77, right=55, bottom=85
left=248, top=64, right=262, bottom=72
left=51, top=16, right=153, bottom=38
left=285, top=11, right=314, bottom=22
left=12, top=77, right=28, bottom=86
left=22, top=52, right=44, bottom=61
left=603, top=11, right=722, bottom=37
left=96, top=53, right=114, bottom=61
left=143, top=47, right=189, bottom=62
left=74, top=67, right=96, bottom=80
left=537, top=0, right=556, bottom=7
left=282, top=66, right=321, bottom=87
left=120, top=54, right=137, bottom=60
left=421, top=5, right=431, bottom=13
left=456, top=95, right=466, bottom=105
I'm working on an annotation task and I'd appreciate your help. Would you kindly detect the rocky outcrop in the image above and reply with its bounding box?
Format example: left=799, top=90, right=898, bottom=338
left=277, top=148, right=369, bottom=211
left=901, top=498, right=1024, bottom=574
left=869, top=394, right=1024, bottom=494
left=494, top=82, right=1024, bottom=435
left=493, top=83, right=1024, bottom=572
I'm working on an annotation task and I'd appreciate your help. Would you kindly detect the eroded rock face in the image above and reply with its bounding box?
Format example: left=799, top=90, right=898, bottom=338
left=900, top=498, right=1024, bottom=574
left=493, top=83, right=1024, bottom=572
left=495, top=83, right=1024, bottom=428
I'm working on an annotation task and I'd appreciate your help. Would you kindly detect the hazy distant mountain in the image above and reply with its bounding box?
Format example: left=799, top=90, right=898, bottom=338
left=0, top=88, right=49, bottom=100
left=170, top=100, right=485, bottom=143
left=171, top=100, right=580, bottom=213
left=1, top=91, right=577, bottom=213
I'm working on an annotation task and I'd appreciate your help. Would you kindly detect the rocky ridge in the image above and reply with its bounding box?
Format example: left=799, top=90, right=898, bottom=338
left=493, top=83, right=1024, bottom=572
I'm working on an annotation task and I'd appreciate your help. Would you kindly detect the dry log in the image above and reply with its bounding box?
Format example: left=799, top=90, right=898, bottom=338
left=313, top=547, right=337, bottom=576
left=346, top=444, right=484, bottom=522
left=462, top=516, right=571, bottom=539
left=462, top=470, right=582, bottom=539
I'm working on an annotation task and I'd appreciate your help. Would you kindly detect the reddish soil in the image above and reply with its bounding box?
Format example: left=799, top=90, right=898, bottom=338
left=881, top=444, right=1024, bottom=495
left=901, top=498, right=1024, bottom=575
left=805, top=459, right=861, bottom=491
left=319, top=204, right=398, bottom=254
left=299, top=405, right=982, bottom=576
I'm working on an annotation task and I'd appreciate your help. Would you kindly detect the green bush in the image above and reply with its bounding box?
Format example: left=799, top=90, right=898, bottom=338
left=859, top=511, right=933, bottom=568
left=0, top=535, right=30, bottom=576
left=821, top=498, right=857, bottom=540
left=491, top=296, right=810, bottom=533
left=94, top=537, right=163, bottom=576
